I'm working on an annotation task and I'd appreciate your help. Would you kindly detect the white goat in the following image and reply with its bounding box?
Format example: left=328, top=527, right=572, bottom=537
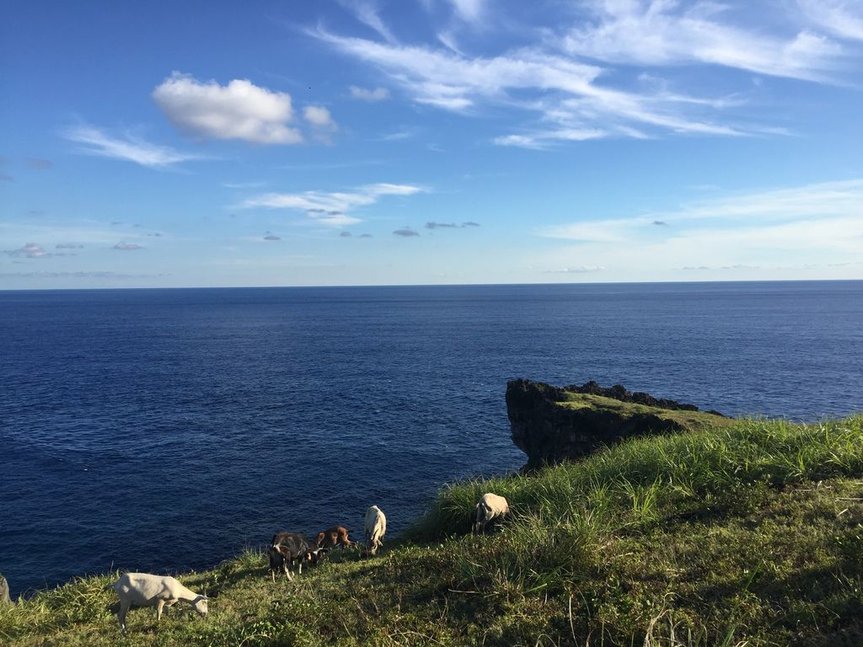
left=364, top=505, right=387, bottom=556
left=474, top=492, right=509, bottom=535
left=109, top=572, right=208, bottom=631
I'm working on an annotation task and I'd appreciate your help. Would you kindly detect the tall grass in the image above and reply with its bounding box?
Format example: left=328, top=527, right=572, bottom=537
left=404, top=414, right=863, bottom=638
left=409, top=416, right=863, bottom=544
left=2, top=415, right=862, bottom=646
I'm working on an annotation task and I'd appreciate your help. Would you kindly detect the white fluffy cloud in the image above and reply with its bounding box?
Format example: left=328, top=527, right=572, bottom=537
left=153, top=73, right=302, bottom=144
left=304, top=105, right=337, bottom=129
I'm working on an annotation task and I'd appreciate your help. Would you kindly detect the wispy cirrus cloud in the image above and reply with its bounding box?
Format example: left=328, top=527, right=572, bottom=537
left=63, top=124, right=200, bottom=168
left=0, top=271, right=165, bottom=280
left=313, top=2, right=857, bottom=148
left=447, top=0, right=486, bottom=25
left=796, top=0, right=863, bottom=42
left=541, top=179, right=863, bottom=242
left=313, top=26, right=753, bottom=145
left=338, top=0, right=397, bottom=42
left=153, top=72, right=303, bottom=145
left=241, top=182, right=425, bottom=227
left=562, top=1, right=844, bottom=82
left=536, top=178, right=863, bottom=283
left=1, top=218, right=140, bottom=247
left=531, top=178, right=863, bottom=276
left=544, top=265, right=605, bottom=274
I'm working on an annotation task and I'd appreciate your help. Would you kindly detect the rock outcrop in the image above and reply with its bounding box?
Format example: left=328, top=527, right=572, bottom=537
left=507, top=379, right=728, bottom=470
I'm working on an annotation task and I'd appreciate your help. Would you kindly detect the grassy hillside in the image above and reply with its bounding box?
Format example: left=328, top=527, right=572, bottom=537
left=2, top=416, right=862, bottom=646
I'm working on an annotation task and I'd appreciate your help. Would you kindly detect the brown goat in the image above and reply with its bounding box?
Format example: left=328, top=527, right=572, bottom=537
left=313, top=525, right=353, bottom=549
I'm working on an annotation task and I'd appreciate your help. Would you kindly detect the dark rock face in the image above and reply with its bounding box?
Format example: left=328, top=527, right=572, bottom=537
left=506, top=379, right=723, bottom=470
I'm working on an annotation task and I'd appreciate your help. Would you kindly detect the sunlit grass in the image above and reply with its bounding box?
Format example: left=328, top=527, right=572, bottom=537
left=2, top=415, right=862, bottom=646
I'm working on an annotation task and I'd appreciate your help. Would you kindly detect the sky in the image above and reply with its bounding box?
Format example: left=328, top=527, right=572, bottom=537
left=1, top=0, right=862, bottom=288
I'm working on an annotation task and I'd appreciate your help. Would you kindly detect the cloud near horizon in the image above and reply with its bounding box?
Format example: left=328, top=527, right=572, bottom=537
left=242, top=182, right=425, bottom=227
left=534, top=178, right=863, bottom=276
left=425, top=220, right=480, bottom=229
left=541, top=179, right=863, bottom=242
left=4, top=242, right=51, bottom=258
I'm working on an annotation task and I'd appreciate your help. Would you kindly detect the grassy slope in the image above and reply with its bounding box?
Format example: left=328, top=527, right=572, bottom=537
left=2, top=416, right=862, bottom=646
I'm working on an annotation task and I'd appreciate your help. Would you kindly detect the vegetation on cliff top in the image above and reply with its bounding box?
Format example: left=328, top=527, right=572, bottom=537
left=2, top=415, right=862, bottom=646
left=555, top=391, right=733, bottom=431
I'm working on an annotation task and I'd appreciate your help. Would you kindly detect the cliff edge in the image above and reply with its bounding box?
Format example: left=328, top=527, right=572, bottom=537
left=506, top=378, right=730, bottom=470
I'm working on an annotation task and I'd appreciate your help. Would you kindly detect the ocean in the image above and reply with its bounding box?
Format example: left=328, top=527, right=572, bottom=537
left=1, top=281, right=861, bottom=597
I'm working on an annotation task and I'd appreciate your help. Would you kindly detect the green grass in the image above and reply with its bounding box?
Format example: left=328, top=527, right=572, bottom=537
left=2, top=416, right=863, bottom=646
left=556, top=392, right=733, bottom=431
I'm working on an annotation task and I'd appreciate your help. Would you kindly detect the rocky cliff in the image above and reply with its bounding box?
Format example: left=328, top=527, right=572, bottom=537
left=506, top=379, right=729, bottom=470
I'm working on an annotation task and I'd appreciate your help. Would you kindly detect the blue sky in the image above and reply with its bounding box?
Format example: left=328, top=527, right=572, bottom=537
left=1, top=0, right=862, bottom=288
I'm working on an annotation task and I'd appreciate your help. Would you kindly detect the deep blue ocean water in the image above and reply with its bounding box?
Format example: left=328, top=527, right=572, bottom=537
left=1, top=281, right=862, bottom=597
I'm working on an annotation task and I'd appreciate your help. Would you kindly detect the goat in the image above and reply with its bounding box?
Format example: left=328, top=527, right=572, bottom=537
left=313, top=525, right=353, bottom=549
left=304, top=546, right=330, bottom=566
left=474, top=492, right=509, bottom=535
left=108, top=572, right=208, bottom=631
left=364, top=505, right=387, bottom=556
left=269, top=531, right=310, bottom=582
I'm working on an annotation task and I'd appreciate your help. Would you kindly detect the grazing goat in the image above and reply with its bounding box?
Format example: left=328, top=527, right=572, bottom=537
left=314, top=525, right=353, bottom=549
left=305, top=546, right=330, bottom=566
left=269, top=532, right=310, bottom=582
left=364, top=505, right=387, bottom=556
left=474, top=492, right=509, bottom=535
left=109, top=573, right=208, bottom=631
